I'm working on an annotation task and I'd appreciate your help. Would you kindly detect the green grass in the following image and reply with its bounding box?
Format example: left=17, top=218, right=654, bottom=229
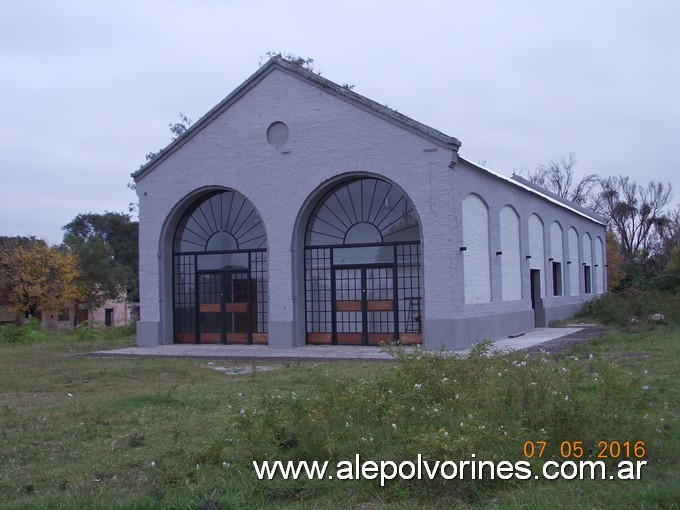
left=0, top=324, right=678, bottom=509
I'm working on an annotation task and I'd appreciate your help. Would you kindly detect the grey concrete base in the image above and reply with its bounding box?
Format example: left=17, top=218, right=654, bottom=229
left=97, top=327, right=585, bottom=361
left=424, top=310, right=535, bottom=350
left=544, top=302, right=583, bottom=325
left=268, top=320, right=299, bottom=348
left=136, top=321, right=161, bottom=347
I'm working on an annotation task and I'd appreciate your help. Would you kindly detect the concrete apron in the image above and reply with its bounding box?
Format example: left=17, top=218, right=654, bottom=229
left=94, top=327, right=583, bottom=362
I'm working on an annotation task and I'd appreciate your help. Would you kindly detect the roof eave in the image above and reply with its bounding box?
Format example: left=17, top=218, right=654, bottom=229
left=459, top=157, right=606, bottom=225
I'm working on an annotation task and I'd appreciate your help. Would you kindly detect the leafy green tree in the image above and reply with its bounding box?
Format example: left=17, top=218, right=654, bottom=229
left=605, top=230, right=626, bottom=291
left=62, top=212, right=139, bottom=306
left=666, top=246, right=680, bottom=273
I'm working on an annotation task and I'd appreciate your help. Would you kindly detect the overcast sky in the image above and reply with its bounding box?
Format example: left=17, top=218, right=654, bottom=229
left=1, top=0, right=678, bottom=244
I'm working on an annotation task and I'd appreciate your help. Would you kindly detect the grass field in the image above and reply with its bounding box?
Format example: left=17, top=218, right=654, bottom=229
left=0, top=323, right=678, bottom=509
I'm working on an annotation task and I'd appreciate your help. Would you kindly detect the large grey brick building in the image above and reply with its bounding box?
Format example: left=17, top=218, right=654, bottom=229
left=133, top=57, right=606, bottom=350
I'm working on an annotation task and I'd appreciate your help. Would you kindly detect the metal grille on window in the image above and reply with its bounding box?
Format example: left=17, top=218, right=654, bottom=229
left=172, top=190, right=267, bottom=344
left=304, top=178, right=423, bottom=345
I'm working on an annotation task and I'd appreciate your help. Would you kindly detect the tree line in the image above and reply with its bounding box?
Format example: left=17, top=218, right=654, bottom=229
left=0, top=212, right=138, bottom=322
left=522, top=153, right=678, bottom=290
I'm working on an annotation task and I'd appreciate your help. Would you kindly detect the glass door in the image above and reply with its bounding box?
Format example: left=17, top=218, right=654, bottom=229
left=197, top=271, right=252, bottom=344
left=333, top=266, right=397, bottom=345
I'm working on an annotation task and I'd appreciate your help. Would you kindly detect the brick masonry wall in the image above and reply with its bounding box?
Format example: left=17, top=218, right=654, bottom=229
left=135, top=66, right=606, bottom=347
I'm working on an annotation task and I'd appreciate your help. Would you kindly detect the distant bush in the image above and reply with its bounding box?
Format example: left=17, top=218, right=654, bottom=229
left=0, top=317, right=46, bottom=344
left=578, top=289, right=680, bottom=326
left=118, top=320, right=137, bottom=336
left=0, top=318, right=136, bottom=345
left=74, top=320, right=100, bottom=340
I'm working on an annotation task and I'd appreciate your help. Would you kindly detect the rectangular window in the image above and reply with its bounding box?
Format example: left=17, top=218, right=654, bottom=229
left=584, top=265, right=592, bottom=294
left=104, top=308, right=114, bottom=327
left=58, top=308, right=70, bottom=321
left=552, top=262, right=563, bottom=296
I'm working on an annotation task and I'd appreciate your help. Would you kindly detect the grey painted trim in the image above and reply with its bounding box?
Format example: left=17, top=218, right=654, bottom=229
left=544, top=302, right=585, bottom=325
left=423, top=309, right=535, bottom=351
left=133, top=58, right=461, bottom=182
left=269, top=321, right=298, bottom=348
left=136, top=321, right=161, bottom=347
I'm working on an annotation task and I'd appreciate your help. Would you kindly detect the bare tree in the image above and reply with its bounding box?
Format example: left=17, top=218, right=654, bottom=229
left=599, top=176, right=673, bottom=257
left=525, top=153, right=599, bottom=206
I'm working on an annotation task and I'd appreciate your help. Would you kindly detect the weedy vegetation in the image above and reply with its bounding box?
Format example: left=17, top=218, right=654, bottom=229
left=0, top=303, right=678, bottom=509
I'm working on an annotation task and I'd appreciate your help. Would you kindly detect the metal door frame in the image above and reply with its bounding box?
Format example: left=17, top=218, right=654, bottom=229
left=196, top=268, right=253, bottom=344
left=331, top=262, right=399, bottom=345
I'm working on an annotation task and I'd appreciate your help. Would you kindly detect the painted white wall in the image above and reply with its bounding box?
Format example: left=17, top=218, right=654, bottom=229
left=528, top=214, right=545, bottom=297
left=568, top=227, right=580, bottom=296
left=550, top=222, right=563, bottom=262
left=500, top=205, right=521, bottom=301
left=550, top=221, right=564, bottom=295
left=595, top=236, right=604, bottom=294
left=583, top=233, right=593, bottom=265
left=462, top=194, right=490, bottom=303
left=583, top=232, right=593, bottom=294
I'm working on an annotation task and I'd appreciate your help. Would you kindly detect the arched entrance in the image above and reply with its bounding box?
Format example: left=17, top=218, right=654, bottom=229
left=304, top=177, right=422, bottom=345
left=173, top=190, right=268, bottom=344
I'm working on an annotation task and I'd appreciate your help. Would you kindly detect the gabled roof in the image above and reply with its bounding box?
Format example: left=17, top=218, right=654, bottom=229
left=133, top=57, right=462, bottom=181
left=131, top=58, right=606, bottom=226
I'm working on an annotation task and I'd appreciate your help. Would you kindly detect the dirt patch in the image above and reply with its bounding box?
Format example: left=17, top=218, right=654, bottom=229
left=205, top=363, right=275, bottom=374
left=523, top=325, right=609, bottom=356
left=606, top=351, right=650, bottom=359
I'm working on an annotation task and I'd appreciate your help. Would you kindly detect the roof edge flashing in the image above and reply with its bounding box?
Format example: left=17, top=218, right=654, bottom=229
left=132, top=57, right=462, bottom=182
left=459, top=157, right=606, bottom=225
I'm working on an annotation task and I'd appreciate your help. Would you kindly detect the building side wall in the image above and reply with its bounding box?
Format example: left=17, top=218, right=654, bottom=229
left=441, top=160, right=606, bottom=344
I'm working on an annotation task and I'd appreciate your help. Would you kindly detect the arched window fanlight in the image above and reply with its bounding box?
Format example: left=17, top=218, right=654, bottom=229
left=175, top=190, right=266, bottom=253
left=306, top=178, right=419, bottom=246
